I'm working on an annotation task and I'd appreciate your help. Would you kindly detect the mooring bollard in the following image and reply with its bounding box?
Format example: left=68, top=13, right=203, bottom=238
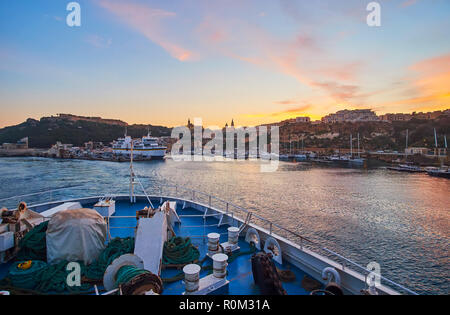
left=227, top=227, right=239, bottom=245
left=207, top=232, right=221, bottom=256
left=212, top=253, right=228, bottom=278
left=183, top=264, right=201, bottom=292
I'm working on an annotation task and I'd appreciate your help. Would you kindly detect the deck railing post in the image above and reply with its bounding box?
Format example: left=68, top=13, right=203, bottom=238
left=209, top=195, right=211, bottom=207
left=203, top=216, right=206, bottom=244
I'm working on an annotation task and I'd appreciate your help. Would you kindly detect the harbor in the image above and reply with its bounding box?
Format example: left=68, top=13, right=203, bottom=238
left=1, top=0, right=449, bottom=299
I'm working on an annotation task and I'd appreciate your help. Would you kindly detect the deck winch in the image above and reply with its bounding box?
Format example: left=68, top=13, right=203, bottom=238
left=103, top=253, right=163, bottom=295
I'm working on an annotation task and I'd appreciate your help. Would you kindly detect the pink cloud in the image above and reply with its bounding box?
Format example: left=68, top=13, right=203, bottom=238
left=97, top=0, right=364, bottom=103
left=401, top=0, right=418, bottom=8
left=193, top=11, right=364, bottom=104
left=96, top=0, right=194, bottom=61
left=410, top=53, right=450, bottom=75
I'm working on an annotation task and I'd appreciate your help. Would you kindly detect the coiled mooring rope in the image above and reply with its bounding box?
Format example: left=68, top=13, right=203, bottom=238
left=2, top=224, right=135, bottom=294
left=162, top=237, right=200, bottom=266
left=84, top=237, right=135, bottom=281
left=8, top=260, right=47, bottom=290
left=7, top=260, right=92, bottom=294
left=115, top=265, right=150, bottom=286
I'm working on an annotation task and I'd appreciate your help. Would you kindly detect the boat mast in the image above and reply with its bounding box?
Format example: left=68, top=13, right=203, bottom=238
left=130, top=139, right=135, bottom=203
left=350, top=134, right=353, bottom=158
left=434, top=128, right=438, bottom=156
left=405, top=129, right=409, bottom=161
left=289, top=134, right=292, bottom=155
left=357, top=133, right=361, bottom=158
left=445, top=135, right=448, bottom=160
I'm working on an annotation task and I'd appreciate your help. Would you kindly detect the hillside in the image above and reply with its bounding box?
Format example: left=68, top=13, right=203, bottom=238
left=0, top=115, right=171, bottom=148
left=1, top=114, right=449, bottom=152
left=279, top=116, right=450, bottom=151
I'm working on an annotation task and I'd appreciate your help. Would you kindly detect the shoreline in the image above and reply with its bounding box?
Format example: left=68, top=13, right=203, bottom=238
left=1, top=150, right=448, bottom=168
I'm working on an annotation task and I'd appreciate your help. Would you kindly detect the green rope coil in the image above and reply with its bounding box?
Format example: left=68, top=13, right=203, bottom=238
left=8, top=260, right=47, bottom=290
left=7, top=260, right=91, bottom=293
left=84, top=237, right=135, bottom=281
left=162, top=237, right=200, bottom=266
left=5, top=229, right=135, bottom=294
left=115, top=265, right=150, bottom=286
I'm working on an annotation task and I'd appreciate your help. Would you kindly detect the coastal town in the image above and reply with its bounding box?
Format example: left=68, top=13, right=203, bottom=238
left=0, top=109, right=448, bottom=170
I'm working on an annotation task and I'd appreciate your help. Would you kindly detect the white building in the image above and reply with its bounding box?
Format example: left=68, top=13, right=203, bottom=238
left=322, top=109, right=379, bottom=123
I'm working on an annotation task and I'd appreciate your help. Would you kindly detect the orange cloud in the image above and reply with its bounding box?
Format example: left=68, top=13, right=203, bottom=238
left=377, top=54, right=450, bottom=112
left=401, top=0, right=418, bottom=8
left=96, top=0, right=194, bottom=61
left=243, top=104, right=312, bottom=119
left=410, top=54, right=450, bottom=106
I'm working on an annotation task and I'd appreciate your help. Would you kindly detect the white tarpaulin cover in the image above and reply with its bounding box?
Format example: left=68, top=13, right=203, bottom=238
left=46, top=208, right=107, bottom=265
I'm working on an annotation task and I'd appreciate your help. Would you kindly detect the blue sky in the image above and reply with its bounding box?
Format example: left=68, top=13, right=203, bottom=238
left=1, top=0, right=449, bottom=127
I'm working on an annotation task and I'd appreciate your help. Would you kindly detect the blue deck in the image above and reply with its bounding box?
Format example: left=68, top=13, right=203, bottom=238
left=1, top=199, right=318, bottom=295
left=109, top=200, right=313, bottom=295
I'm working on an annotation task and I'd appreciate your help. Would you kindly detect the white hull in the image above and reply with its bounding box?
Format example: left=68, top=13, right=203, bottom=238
left=113, top=148, right=166, bottom=157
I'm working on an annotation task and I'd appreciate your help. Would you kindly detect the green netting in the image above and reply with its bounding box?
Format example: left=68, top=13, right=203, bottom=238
left=2, top=219, right=135, bottom=294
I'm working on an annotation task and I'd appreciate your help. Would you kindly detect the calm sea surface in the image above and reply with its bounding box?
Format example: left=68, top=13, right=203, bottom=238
left=0, top=157, right=448, bottom=294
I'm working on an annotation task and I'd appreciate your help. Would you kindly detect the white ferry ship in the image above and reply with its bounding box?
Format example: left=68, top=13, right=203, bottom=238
left=112, top=132, right=167, bottom=159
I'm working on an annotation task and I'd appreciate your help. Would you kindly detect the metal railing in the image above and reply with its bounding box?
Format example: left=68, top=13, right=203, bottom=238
left=151, top=183, right=418, bottom=295
left=0, top=183, right=418, bottom=295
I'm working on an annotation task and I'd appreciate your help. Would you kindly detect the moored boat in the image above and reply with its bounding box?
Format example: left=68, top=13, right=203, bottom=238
left=427, top=168, right=450, bottom=179
left=387, top=164, right=424, bottom=173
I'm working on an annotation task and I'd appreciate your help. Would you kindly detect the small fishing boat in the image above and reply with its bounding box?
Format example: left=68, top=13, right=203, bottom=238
left=427, top=168, right=450, bottom=179
left=348, top=134, right=365, bottom=165
left=387, top=164, right=424, bottom=173
left=293, top=154, right=307, bottom=161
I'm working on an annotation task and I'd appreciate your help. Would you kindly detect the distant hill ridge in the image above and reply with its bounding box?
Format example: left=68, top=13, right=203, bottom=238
left=53, top=114, right=128, bottom=126
left=0, top=114, right=171, bottom=148
left=0, top=113, right=449, bottom=151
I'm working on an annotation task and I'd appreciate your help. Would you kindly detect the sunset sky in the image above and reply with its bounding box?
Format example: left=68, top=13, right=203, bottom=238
left=0, top=0, right=449, bottom=128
